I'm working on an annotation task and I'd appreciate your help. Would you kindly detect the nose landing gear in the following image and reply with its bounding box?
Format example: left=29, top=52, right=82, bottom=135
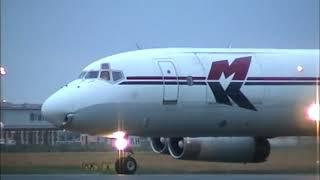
left=115, top=154, right=137, bottom=174
left=112, top=131, right=138, bottom=174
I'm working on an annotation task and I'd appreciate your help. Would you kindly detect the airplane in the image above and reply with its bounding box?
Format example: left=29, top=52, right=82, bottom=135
left=41, top=48, right=320, bottom=174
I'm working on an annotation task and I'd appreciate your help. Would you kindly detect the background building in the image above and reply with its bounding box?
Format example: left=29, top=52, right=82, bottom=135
left=0, top=101, right=146, bottom=148
left=0, top=102, right=60, bottom=145
left=80, top=134, right=143, bottom=147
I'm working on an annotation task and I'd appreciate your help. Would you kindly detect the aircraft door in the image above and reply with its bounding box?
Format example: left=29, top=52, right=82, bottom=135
left=158, top=61, right=178, bottom=104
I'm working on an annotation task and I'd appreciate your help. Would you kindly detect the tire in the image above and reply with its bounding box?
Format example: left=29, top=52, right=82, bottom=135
left=115, top=157, right=137, bottom=174
left=115, top=158, right=124, bottom=174
left=123, top=156, right=137, bottom=174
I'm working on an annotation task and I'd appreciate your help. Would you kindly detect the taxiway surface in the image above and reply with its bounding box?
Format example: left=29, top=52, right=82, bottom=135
left=1, top=174, right=318, bottom=180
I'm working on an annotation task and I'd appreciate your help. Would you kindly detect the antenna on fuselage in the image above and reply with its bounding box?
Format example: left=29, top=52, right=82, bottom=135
left=227, top=41, right=232, bottom=48
left=135, top=43, right=142, bottom=50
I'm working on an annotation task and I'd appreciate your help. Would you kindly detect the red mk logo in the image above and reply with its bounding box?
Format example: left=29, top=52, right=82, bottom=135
left=207, top=56, right=256, bottom=111
left=208, top=56, right=251, bottom=80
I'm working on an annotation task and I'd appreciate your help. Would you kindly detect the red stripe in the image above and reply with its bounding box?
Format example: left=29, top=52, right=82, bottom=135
left=127, top=76, right=162, bottom=80
left=245, top=82, right=320, bottom=85
left=127, top=76, right=206, bottom=80
left=127, top=76, right=320, bottom=81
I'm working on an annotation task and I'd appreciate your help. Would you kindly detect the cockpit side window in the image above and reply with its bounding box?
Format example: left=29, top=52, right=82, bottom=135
left=112, top=71, right=124, bottom=82
left=100, top=71, right=110, bottom=80
left=85, top=71, right=99, bottom=79
left=78, top=71, right=87, bottom=79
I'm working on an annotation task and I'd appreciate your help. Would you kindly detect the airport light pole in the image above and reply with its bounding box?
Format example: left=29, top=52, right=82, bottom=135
left=1, top=66, right=7, bottom=105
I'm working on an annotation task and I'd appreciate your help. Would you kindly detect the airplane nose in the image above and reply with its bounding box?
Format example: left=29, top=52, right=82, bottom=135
left=42, top=90, right=72, bottom=128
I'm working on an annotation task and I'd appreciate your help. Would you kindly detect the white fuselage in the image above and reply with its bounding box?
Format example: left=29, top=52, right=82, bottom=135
left=41, top=48, right=320, bottom=137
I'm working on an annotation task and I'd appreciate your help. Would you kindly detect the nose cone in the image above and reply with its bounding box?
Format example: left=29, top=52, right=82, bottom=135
left=42, top=89, right=72, bottom=128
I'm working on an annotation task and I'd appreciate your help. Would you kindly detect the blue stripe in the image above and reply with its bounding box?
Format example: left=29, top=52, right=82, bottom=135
left=119, top=81, right=207, bottom=85
left=119, top=81, right=319, bottom=86
left=245, top=82, right=320, bottom=85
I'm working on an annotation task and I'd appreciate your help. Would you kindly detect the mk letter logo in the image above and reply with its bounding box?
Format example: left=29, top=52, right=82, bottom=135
left=207, top=56, right=257, bottom=111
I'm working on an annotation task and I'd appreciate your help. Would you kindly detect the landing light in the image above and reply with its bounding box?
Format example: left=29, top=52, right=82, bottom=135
left=307, top=103, right=320, bottom=122
left=103, top=131, right=126, bottom=139
left=104, top=131, right=129, bottom=150
left=112, top=131, right=126, bottom=139
left=115, top=138, right=128, bottom=151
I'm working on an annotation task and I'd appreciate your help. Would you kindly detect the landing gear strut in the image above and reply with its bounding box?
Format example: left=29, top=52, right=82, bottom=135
left=111, top=131, right=138, bottom=174
left=115, top=150, right=137, bottom=174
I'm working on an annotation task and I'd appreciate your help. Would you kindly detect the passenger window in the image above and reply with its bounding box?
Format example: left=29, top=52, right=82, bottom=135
left=112, top=71, right=124, bottom=82
left=100, top=71, right=110, bottom=80
left=78, top=71, right=87, bottom=79
left=85, top=71, right=99, bottom=79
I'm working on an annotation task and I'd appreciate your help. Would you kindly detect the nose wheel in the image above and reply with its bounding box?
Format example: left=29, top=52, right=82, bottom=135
left=115, top=155, right=137, bottom=174
left=111, top=131, right=138, bottom=174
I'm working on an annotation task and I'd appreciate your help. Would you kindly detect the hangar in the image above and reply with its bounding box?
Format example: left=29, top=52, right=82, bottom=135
left=0, top=101, right=145, bottom=147
left=0, top=102, right=59, bottom=145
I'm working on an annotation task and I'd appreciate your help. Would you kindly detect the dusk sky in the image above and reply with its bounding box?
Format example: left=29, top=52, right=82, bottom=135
left=1, top=0, right=319, bottom=103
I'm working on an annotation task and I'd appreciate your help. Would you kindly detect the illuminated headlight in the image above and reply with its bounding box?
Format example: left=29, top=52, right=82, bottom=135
left=307, top=103, right=320, bottom=122
left=104, top=131, right=126, bottom=139
left=105, top=131, right=129, bottom=150
left=112, top=131, right=126, bottom=139
left=115, top=138, right=128, bottom=150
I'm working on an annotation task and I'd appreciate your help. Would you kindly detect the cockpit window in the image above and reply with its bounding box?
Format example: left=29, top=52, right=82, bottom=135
left=112, top=71, right=124, bottom=82
left=78, top=71, right=87, bottom=79
left=101, top=63, right=110, bottom=69
left=85, top=71, right=99, bottom=79
left=100, top=71, right=110, bottom=80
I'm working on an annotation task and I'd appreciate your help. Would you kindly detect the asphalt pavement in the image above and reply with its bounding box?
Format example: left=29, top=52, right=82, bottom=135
left=1, top=174, right=319, bottom=180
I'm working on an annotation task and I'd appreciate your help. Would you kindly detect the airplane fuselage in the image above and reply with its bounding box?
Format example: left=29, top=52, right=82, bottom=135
left=42, top=48, right=320, bottom=137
